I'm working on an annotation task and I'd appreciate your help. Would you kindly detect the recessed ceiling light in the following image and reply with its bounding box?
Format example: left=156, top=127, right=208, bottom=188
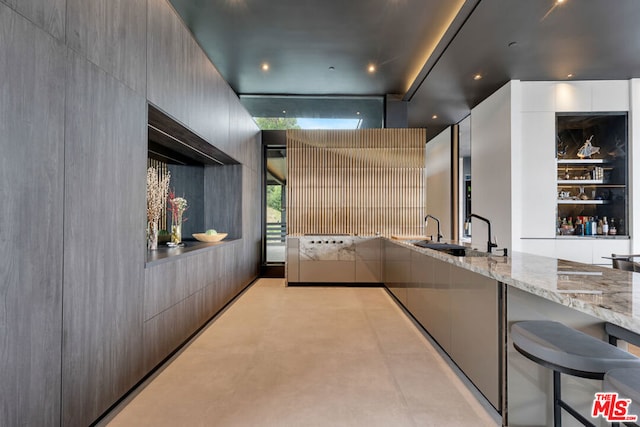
left=508, top=41, right=518, bottom=48
left=432, top=115, right=438, bottom=119
left=567, top=73, right=574, bottom=78
left=328, top=66, right=335, bottom=71
left=282, top=110, right=286, bottom=114
left=261, top=63, right=269, bottom=71
left=473, top=74, right=483, bottom=80
left=368, top=64, right=376, bottom=73
left=356, top=111, right=361, bottom=115
left=556, top=0, right=565, bottom=4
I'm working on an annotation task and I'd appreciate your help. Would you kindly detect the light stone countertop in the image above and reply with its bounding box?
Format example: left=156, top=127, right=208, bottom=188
left=387, top=238, right=640, bottom=334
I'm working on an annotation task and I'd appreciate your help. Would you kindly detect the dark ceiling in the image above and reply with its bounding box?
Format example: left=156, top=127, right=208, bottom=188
left=169, top=0, right=640, bottom=140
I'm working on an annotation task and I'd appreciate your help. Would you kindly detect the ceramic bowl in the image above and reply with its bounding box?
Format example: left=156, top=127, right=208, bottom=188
left=192, top=232, right=228, bottom=242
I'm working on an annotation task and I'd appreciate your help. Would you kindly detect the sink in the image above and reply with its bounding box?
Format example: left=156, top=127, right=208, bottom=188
left=412, top=241, right=490, bottom=257
left=412, top=241, right=468, bottom=256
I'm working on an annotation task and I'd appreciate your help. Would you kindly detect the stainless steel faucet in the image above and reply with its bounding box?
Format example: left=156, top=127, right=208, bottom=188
left=424, top=214, right=443, bottom=242
left=466, top=213, right=498, bottom=254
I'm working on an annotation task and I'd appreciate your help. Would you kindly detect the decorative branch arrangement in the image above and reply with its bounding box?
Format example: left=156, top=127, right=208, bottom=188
left=167, top=190, right=188, bottom=225
left=167, top=189, right=188, bottom=244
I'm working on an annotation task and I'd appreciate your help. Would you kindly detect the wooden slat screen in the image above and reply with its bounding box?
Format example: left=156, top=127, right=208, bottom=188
left=147, top=158, right=169, bottom=230
left=287, top=129, right=426, bottom=236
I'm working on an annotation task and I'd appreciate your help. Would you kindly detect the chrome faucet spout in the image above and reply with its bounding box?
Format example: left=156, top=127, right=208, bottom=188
left=424, top=214, right=443, bottom=242
left=466, top=213, right=498, bottom=253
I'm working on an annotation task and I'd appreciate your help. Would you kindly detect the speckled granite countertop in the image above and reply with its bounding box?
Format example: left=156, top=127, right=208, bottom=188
left=387, top=238, right=640, bottom=334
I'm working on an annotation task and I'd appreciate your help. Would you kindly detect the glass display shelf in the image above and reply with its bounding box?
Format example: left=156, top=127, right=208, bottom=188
left=555, top=112, right=628, bottom=237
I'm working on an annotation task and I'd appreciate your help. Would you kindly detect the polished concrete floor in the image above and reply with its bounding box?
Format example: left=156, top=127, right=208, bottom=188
left=105, top=279, right=499, bottom=426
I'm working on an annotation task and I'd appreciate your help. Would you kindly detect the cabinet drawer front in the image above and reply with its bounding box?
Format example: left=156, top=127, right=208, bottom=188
left=298, top=260, right=355, bottom=282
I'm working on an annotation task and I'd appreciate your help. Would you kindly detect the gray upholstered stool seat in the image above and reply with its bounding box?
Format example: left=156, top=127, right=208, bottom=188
left=512, top=321, right=640, bottom=379
left=604, top=368, right=640, bottom=426
left=511, top=320, right=640, bottom=426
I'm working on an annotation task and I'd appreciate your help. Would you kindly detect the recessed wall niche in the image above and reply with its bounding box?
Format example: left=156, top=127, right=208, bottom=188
left=147, top=104, right=241, bottom=245
left=556, top=112, right=628, bottom=236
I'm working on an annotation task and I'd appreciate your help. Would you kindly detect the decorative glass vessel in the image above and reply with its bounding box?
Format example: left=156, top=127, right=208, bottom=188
left=148, top=221, right=159, bottom=250
left=171, top=220, right=182, bottom=244
left=168, top=193, right=188, bottom=245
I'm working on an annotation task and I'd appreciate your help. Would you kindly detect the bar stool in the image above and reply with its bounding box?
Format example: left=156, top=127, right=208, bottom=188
left=606, top=322, right=640, bottom=347
left=603, top=368, right=640, bottom=427
left=605, top=254, right=640, bottom=272
left=511, top=320, right=640, bottom=426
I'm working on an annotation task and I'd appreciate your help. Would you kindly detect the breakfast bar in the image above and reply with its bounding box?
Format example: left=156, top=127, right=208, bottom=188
left=392, top=237, right=640, bottom=426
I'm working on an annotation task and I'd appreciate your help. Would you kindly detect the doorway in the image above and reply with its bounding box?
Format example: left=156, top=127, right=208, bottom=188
left=458, top=115, right=472, bottom=241
left=262, top=145, right=287, bottom=275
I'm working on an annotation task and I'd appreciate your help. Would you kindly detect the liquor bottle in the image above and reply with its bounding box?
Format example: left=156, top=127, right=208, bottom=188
left=568, top=216, right=573, bottom=227
left=609, top=218, right=617, bottom=235
left=575, top=218, right=584, bottom=236
left=597, top=219, right=603, bottom=235
left=602, top=217, right=609, bottom=235
left=585, top=217, right=591, bottom=235
left=591, top=217, right=598, bottom=235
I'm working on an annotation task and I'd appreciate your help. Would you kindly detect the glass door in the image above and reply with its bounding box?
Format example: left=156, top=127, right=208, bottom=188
left=264, top=146, right=287, bottom=264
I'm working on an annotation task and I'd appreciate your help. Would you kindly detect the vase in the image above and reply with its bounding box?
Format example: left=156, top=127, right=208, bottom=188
left=171, top=221, right=182, bottom=244
left=148, top=221, right=159, bottom=250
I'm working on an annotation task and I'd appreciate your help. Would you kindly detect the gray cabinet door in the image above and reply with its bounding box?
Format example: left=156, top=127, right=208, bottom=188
left=62, top=54, right=147, bottom=426
left=286, top=238, right=300, bottom=282
left=299, top=260, right=356, bottom=282
left=407, top=251, right=432, bottom=330
left=407, top=252, right=451, bottom=352
left=383, top=240, right=411, bottom=305
left=424, top=258, right=451, bottom=352
left=0, top=7, right=66, bottom=426
left=355, top=237, right=382, bottom=282
left=450, top=266, right=500, bottom=409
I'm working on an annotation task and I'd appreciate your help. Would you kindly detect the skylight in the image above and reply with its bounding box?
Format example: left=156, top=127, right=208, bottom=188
left=296, top=118, right=362, bottom=129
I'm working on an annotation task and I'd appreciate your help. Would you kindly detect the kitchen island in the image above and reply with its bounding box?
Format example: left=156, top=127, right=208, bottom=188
left=287, top=235, right=640, bottom=426
left=386, top=237, right=639, bottom=426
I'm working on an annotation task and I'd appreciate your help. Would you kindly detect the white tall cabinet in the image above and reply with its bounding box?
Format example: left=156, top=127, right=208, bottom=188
left=470, top=80, right=639, bottom=265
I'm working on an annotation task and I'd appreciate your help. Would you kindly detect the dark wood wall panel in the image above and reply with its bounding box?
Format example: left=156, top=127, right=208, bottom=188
left=1, top=0, right=262, bottom=424
left=62, top=54, right=147, bottom=427
left=144, top=249, right=222, bottom=321
left=147, top=0, right=229, bottom=157
left=66, top=0, right=147, bottom=95
left=143, top=287, right=207, bottom=371
left=166, top=164, right=204, bottom=237
left=143, top=243, right=241, bottom=372
left=242, top=166, right=262, bottom=281
left=144, top=259, right=182, bottom=320
left=229, top=93, right=261, bottom=172
left=204, top=165, right=243, bottom=239
left=188, top=38, right=231, bottom=157
left=1, top=0, right=65, bottom=40
left=0, top=6, right=66, bottom=426
left=147, top=0, right=262, bottom=168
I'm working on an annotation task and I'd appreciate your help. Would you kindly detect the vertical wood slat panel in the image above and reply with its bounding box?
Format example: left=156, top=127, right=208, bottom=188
left=287, top=129, right=425, bottom=236
left=147, top=158, right=169, bottom=229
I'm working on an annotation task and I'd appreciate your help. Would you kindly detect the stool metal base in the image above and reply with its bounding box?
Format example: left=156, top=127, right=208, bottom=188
left=554, top=371, right=596, bottom=427
left=515, top=343, right=599, bottom=427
